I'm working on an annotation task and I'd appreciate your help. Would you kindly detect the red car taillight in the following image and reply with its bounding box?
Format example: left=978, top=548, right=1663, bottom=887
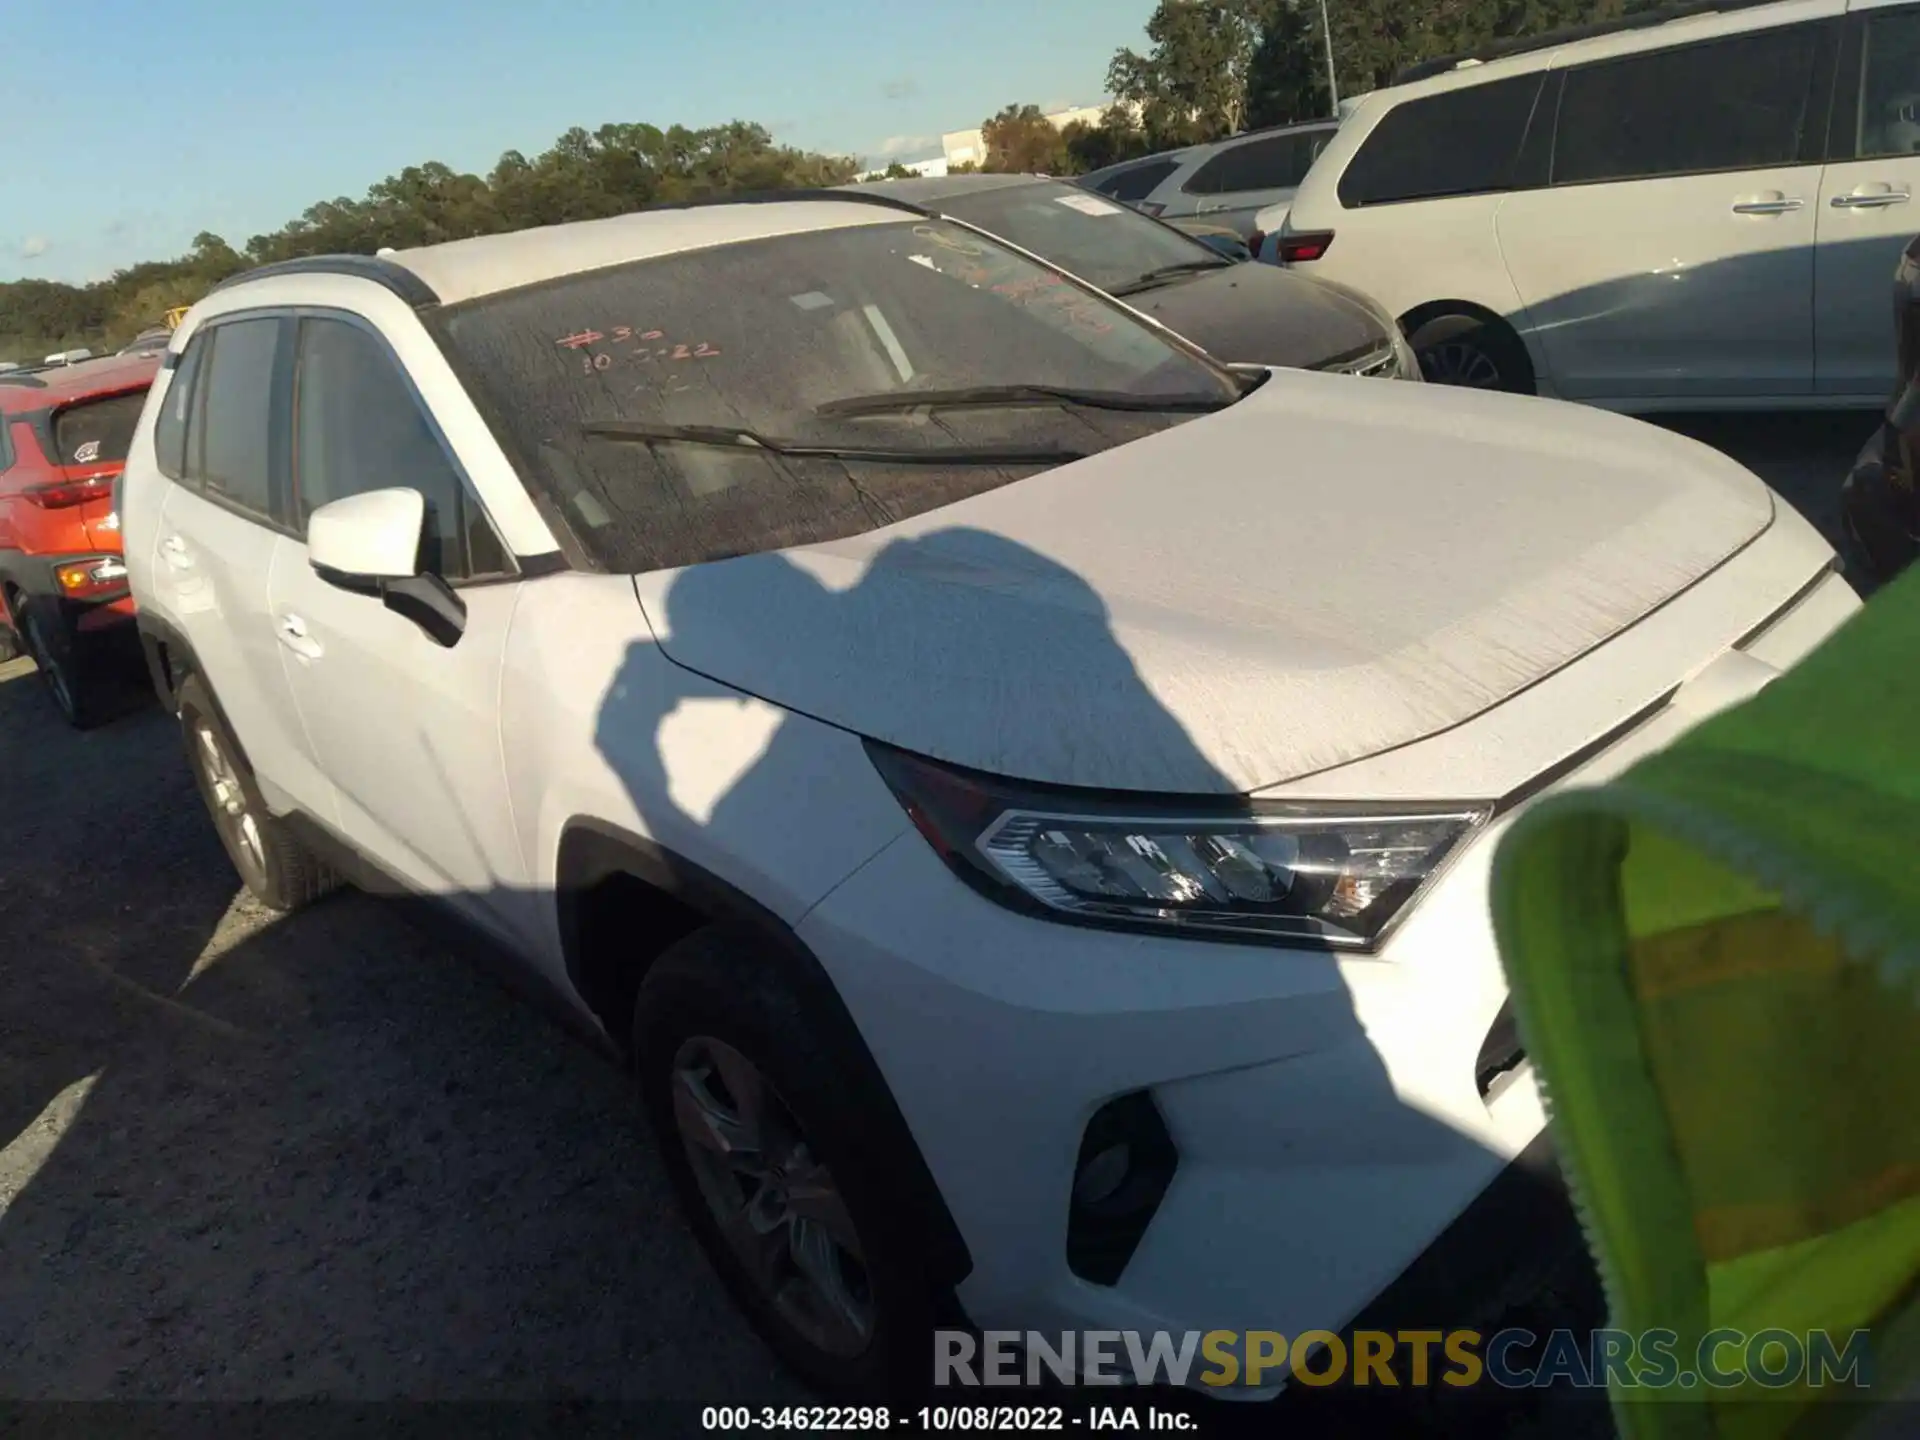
left=54, top=556, right=129, bottom=600
left=1277, top=230, right=1336, bottom=264
left=22, top=474, right=113, bottom=508
left=1248, top=230, right=1266, bottom=254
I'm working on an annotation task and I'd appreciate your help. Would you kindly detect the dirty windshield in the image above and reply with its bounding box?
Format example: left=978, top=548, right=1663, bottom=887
left=934, top=181, right=1233, bottom=295
left=438, top=215, right=1244, bottom=574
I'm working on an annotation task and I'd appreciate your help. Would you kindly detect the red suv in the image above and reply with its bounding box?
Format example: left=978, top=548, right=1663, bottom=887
left=0, top=352, right=162, bottom=726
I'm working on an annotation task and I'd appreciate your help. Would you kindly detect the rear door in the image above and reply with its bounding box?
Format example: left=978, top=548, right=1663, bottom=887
left=1175, top=130, right=1331, bottom=235
left=148, top=314, right=338, bottom=823
left=1814, top=0, right=1920, bottom=397
left=1495, top=5, right=1844, bottom=402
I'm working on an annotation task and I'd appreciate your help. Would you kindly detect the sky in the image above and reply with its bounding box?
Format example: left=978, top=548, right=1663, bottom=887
left=2, top=0, right=1158, bottom=286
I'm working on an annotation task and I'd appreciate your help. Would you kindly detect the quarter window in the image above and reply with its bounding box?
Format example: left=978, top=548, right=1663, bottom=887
left=154, top=335, right=208, bottom=482
left=1184, top=132, right=1325, bottom=196
left=292, top=316, right=507, bottom=582
left=1338, top=74, right=1546, bottom=207
left=1095, top=159, right=1181, bottom=202
left=1552, top=26, right=1822, bottom=185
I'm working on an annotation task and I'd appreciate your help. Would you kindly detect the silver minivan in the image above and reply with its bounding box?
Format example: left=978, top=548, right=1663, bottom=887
left=1078, top=120, right=1338, bottom=239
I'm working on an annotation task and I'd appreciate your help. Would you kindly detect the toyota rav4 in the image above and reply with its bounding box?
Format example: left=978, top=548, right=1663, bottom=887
left=119, top=191, right=1860, bottom=1401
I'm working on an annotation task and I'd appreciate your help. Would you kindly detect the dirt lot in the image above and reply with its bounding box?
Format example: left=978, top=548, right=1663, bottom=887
left=0, top=410, right=1875, bottom=1430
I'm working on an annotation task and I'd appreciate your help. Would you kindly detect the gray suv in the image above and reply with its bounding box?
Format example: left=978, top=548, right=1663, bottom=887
left=1078, top=121, right=1338, bottom=239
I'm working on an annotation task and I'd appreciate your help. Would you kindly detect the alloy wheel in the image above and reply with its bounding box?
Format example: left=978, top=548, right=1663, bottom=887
left=670, top=1035, right=875, bottom=1359
left=1419, top=339, right=1504, bottom=389
left=195, top=721, right=267, bottom=885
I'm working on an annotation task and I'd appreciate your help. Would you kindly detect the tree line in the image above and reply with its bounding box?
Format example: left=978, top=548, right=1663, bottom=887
left=4, top=0, right=1661, bottom=358
left=961, top=0, right=1664, bottom=176
left=0, top=121, right=859, bottom=360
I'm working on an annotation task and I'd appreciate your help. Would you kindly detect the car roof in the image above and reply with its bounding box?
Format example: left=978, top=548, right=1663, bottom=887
left=840, top=173, right=1054, bottom=205
left=1395, top=0, right=1791, bottom=81
left=365, top=193, right=923, bottom=307
left=0, top=351, right=161, bottom=414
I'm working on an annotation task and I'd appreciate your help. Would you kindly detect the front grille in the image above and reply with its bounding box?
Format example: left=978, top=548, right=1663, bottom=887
left=1323, top=344, right=1397, bottom=379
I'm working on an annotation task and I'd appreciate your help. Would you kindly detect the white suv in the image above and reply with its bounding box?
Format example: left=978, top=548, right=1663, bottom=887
left=121, top=190, right=1858, bottom=1400
left=1281, top=0, right=1920, bottom=407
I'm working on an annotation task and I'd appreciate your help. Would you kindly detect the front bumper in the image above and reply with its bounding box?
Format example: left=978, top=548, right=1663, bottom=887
left=798, top=575, right=1860, bottom=1393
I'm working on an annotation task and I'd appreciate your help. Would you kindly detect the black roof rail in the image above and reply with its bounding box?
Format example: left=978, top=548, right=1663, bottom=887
left=1221, top=116, right=1341, bottom=141
left=1395, top=0, right=1792, bottom=83
left=210, top=253, right=440, bottom=307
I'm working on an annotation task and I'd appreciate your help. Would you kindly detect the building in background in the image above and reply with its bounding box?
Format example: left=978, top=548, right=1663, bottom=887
left=941, top=102, right=1113, bottom=169
left=852, top=156, right=951, bottom=181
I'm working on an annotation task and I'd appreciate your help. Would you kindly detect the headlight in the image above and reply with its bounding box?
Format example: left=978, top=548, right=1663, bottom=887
left=1390, top=326, right=1423, bottom=381
left=867, top=742, right=1489, bottom=951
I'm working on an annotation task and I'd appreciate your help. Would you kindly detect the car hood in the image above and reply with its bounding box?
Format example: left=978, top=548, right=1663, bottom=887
left=632, top=372, right=1776, bottom=795
left=1120, top=262, right=1387, bottom=370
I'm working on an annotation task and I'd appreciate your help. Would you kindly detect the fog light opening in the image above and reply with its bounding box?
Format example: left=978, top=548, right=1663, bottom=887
left=1065, top=1091, right=1178, bottom=1287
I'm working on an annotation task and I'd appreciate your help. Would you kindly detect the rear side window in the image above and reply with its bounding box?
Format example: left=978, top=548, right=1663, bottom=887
left=186, top=317, right=280, bottom=519
left=1095, top=159, right=1181, bottom=201
left=51, top=390, right=148, bottom=468
left=1184, top=132, right=1325, bottom=196
left=1552, top=25, right=1823, bottom=185
left=154, top=336, right=208, bottom=481
left=1338, top=74, right=1546, bottom=207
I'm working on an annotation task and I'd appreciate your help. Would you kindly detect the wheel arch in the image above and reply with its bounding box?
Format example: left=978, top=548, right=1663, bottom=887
left=1398, top=299, right=1540, bottom=394
left=554, top=816, right=975, bottom=1289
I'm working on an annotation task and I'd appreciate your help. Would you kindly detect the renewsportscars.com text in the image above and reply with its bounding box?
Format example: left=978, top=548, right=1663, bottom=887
left=935, top=1328, right=1874, bottom=1391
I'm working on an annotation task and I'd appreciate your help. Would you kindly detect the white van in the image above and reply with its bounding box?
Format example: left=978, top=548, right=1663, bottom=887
left=1279, top=0, right=1920, bottom=409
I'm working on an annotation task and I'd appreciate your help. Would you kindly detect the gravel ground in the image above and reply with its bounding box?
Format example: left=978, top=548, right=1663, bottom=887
left=0, top=409, right=1876, bottom=1433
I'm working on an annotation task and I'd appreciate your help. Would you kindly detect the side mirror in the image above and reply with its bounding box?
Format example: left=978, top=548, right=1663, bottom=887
left=307, top=488, right=466, bottom=647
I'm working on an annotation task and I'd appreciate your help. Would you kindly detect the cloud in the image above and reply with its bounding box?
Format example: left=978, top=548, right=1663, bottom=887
left=882, top=77, right=919, bottom=101
left=19, top=236, right=48, bottom=259
left=877, top=134, right=936, bottom=157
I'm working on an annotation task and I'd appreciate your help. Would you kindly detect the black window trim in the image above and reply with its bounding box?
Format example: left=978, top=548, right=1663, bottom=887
left=1543, top=16, right=1844, bottom=190
left=0, top=414, right=13, bottom=474
left=171, top=310, right=302, bottom=539
left=288, top=305, right=520, bottom=589
left=1339, top=15, right=1844, bottom=210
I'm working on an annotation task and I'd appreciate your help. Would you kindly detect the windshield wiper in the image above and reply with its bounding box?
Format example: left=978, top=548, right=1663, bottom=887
left=815, top=384, right=1234, bottom=420
left=580, top=420, right=1088, bottom=465
left=1109, top=259, right=1234, bottom=296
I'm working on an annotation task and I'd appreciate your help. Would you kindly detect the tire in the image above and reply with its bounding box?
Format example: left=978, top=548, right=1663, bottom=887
left=176, top=673, right=336, bottom=912
left=15, top=598, right=105, bottom=729
left=633, top=926, right=949, bottom=1402
left=1408, top=312, right=1535, bottom=394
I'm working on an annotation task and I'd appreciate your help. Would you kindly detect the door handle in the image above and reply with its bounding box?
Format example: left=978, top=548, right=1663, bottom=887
left=1731, top=198, right=1803, bottom=215
left=1832, top=191, right=1912, bottom=209
left=276, top=614, right=323, bottom=660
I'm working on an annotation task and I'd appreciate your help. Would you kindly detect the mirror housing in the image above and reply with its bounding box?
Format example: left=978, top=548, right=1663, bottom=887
left=308, top=488, right=426, bottom=580
left=307, top=487, right=467, bottom=648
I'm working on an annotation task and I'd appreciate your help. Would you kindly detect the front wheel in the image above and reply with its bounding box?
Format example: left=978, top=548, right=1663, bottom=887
left=634, top=927, right=948, bottom=1401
